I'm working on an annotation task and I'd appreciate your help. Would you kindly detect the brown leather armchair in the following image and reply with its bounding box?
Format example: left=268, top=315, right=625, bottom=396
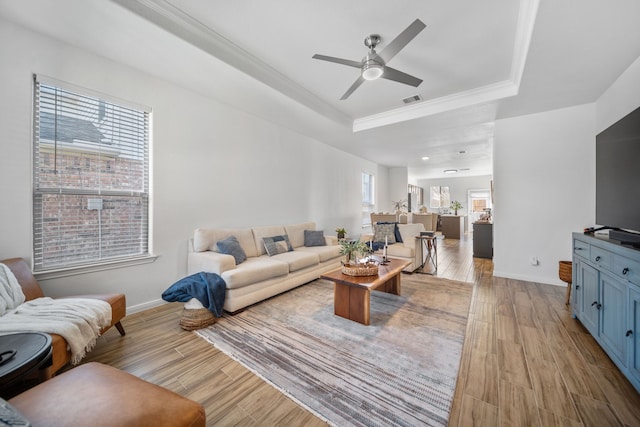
left=1, top=257, right=126, bottom=377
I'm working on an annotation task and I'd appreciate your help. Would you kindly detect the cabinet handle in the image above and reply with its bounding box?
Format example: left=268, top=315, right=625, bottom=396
left=591, top=301, right=602, bottom=310
left=627, top=330, right=633, bottom=337
left=623, top=267, right=629, bottom=275
left=591, top=301, right=598, bottom=306
left=595, top=256, right=601, bottom=262
left=575, top=247, right=583, bottom=250
left=576, top=284, right=580, bottom=289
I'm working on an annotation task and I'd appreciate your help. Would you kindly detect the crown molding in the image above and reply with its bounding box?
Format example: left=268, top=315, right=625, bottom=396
left=110, top=0, right=352, bottom=128
left=510, top=0, right=540, bottom=86
left=353, top=0, right=539, bottom=132
left=111, top=0, right=538, bottom=133
left=353, top=80, right=518, bottom=132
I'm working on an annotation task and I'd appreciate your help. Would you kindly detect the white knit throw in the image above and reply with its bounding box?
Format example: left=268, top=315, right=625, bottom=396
left=0, top=297, right=112, bottom=365
left=0, top=263, right=25, bottom=316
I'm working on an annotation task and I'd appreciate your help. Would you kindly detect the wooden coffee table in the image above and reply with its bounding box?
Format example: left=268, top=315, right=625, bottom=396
left=320, top=257, right=411, bottom=325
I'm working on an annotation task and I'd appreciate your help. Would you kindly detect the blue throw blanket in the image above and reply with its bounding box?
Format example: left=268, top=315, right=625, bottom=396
left=162, top=272, right=226, bottom=317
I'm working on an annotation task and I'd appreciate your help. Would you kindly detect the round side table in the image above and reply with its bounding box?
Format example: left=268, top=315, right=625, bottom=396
left=0, top=332, right=52, bottom=397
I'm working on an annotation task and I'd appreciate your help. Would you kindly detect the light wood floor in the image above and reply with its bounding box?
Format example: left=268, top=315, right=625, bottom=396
left=81, top=234, right=640, bottom=426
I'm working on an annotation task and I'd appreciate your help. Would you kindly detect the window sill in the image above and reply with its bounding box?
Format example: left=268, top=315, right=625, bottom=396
left=34, top=254, right=159, bottom=281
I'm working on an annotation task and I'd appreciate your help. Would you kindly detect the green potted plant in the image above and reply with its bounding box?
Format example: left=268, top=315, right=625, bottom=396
left=335, top=227, right=347, bottom=239
left=338, top=239, right=369, bottom=265
left=450, top=200, right=463, bottom=215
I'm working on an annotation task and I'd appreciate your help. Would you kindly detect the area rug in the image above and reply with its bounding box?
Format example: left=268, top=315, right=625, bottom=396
left=196, top=274, right=472, bottom=427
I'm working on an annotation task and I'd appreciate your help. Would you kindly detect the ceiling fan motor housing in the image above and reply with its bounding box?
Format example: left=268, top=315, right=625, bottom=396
left=364, top=34, right=381, bottom=49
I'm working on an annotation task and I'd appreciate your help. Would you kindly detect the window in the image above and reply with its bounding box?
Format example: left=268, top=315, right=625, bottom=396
left=472, top=199, right=488, bottom=212
left=362, top=172, right=375, bottom=227
left=33, top=76, right=151, bottom=272
left=430, top=186, right=450, bottom=210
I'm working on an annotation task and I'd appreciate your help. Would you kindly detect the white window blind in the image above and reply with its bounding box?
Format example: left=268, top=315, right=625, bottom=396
left=33, top=76, right=150, bottom=272
left=430, top=186, right=450, bottom=209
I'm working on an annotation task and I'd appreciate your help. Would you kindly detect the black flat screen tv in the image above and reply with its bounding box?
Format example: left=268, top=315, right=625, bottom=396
left=596, top=105, right=640, bottom=244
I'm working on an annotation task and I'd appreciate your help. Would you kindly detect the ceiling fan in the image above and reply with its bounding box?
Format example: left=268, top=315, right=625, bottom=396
left=312, top=19, right=426, bottom=100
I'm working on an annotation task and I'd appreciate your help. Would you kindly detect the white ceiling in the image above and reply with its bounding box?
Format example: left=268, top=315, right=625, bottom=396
left=1, top=0, right=640, bottom=180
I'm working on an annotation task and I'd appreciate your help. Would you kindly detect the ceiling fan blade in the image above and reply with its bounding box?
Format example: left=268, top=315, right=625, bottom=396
left=381, top=66, right=423, bottom=87
left=340, top=76, right=366, bottom=100
left=312, top=54, right=362, bottom=68
left=377, top=19, right=426, bottom=63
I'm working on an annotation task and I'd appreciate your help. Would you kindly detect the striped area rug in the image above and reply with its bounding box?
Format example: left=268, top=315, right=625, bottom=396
left=196, top=274, right=472, bottom=427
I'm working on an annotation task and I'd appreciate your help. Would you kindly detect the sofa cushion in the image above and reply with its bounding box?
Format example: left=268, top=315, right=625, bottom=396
left=252, top=225, right=287, bottom=256
left=263, top=235, right=293, bottom=256
left=194, top=228, right=258, bottom=258
left=376, top=221, right=402, bottom=243
left=284, top=222, right=316, bottom=248
left=373, top=223, right=396, bottom=244
left=303, top=230, right=326, bottom=247
left=216, top=236, right=246, bottom=265
left=296, top=245, right=341, bottom=262
left=270, top=250, right=319, bottom=272
left=221, top=257, right=289, bottom=289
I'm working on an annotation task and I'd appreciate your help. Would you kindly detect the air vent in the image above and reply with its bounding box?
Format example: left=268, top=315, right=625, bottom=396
left=402, top=94, right=422, bottom=104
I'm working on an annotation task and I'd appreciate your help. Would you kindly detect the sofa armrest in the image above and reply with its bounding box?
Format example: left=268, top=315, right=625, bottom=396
left=324, top=235, right=338, bottom=246
left=187, top=251, right=236, bottom=275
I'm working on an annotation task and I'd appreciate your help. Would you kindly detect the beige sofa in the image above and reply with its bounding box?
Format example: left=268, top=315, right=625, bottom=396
left=188, top=222, right=341, bottom=312
left=362, top=223, right=426, bottom=272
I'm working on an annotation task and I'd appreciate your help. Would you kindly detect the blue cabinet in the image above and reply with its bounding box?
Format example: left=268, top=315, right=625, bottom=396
left=629, top=288, right=640, bottom=386
left=600, top=272, right=627, bottom=366
left=572, top=232, right=640, bottom=393
left=576, top=260, right=599, bottom=336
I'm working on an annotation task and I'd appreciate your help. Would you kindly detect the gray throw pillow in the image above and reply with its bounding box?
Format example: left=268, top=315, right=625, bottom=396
left=304, top=229, right=326, bottom=247
left=373, top=223, right=396, bottom=244
left=263, top=234, right=293, bottom=256
left=216, top=235, right=247, bottom=264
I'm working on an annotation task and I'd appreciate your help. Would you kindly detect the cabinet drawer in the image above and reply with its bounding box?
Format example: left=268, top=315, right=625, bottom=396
left=590, top=246, right=612, bottom=270
left=573, top=239, right=589, bottom=259
left=613, top=254, right=640, bottom=284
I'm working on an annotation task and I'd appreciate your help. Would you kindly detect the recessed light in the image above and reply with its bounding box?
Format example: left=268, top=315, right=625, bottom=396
left=421, top=156, right=430, bottom=160
left=444, top=169, right=458, bottom=174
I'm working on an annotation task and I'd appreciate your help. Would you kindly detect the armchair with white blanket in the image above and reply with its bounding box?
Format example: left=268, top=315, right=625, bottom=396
left=0, top=258, right=126, bottom=377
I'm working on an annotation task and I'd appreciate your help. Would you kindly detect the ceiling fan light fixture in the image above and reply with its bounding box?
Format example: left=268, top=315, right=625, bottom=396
left=362, top=60, right=383, bottom=81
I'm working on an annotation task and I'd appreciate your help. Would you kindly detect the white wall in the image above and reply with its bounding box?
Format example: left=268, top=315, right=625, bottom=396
left=0, top=19, right=380, bottom=310
left=493, top=104, right=596, bottom=285
left=388, top=167, right=408, bottom=212
left=596, top=55, right=640, bottom=133
left=493, top=52, right=640, bottom=286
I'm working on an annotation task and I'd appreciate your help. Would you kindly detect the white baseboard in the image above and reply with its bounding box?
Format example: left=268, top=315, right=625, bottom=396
left=492, top=270, right=565, bottom=287
left=127, top=298, right=168, bottom=314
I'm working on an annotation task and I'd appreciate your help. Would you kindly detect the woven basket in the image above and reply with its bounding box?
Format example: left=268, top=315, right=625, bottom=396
left=179, top=308, right=217, bottom=331
left=558, top=260, right=572, bottom=284
left=341, top=263, right=379, bottom=277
